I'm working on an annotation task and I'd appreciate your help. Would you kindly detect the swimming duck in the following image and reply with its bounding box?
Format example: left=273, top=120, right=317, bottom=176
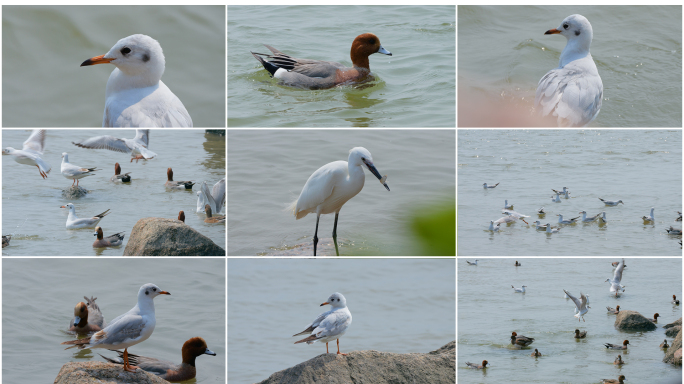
left=660, top=339, right=669, bottom=349
left=672, top=295, right=679, bottom=305
left=530, top=348, right=542, bottom=357
left=666, top=226, right=682, bottom=235
left=68, top=298, right=105, bottom=335
left=178, top=211, right=185, bottom=223
left=465, top=360, right=488, bottom=369
left=511, top=332, right=534, bottom=347
left=515, top=261, right=521, bottom=266
left=574, top=329, right=587, bottom=339
left=93, top=226, right=125, bottom=248
left=600, top=375, right=626, bottom=384
left=2, top=235, right=10, bottom=248
left=648, top=313, right=660, bottom=323
left=165, top=168, right=195, bottom=190
left=204, top=204, right=226, bottom=224
left=604, top=340, right=629, bottom=350
left=606, top=305, right=620, bottom=314
left=613, top=355, right=624, bottom=365
left=110, top=162, right=131, bottom=182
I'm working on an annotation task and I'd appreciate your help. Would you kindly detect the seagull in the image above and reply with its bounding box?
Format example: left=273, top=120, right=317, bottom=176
left=564, top=289, right=589, bottom=322
left=483, top=183, right=499, bottom=189
left=196, top=178, right=225, bottom=214
left=504, top=200, right=514, bottom=209
left=557, top=214, right=579, bottom=224
left=605, top=258, right=625, bottom=296
left=579, top=211, right=600, bottom=222
left=551, top=192, right=562, bottom=203
left=537, top=207, right=545, bottom=215
left=72, top=129, right=157, bottom=162
left=535, top=14, right=602, bottom=127
left=642, top=207, right=655, bottom=224
left=552, top=187, right=570, bottom=198
left=511, top=285, right=527, bottom=293
left=574, top=294, right=590, bottom=314
left=666, top=226, right=682, bottom=235
left=598, top=212, right=607, bottom=223
left=502, top=209, right=530, bottom=224
left=488, top=221, right=501, bottom=232
left=2, top=129, right=51, bottom=179
left=599, top=198, right=623, bottom=206
left=466, top=260, right=478, bottom=266
left=534, top=221, right=550, bottom=230
left=293, top=292, right=352, bottom=355
left=61, top=153, right=98, bottom=186
left=81, top=34, right=192, bottom=127
left=493, top=215, right=517, bottom=225
left=546, top=223, right=561, bottom=233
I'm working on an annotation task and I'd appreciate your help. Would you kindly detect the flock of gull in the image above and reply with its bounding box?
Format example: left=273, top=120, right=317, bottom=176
left=464, top=259, right=679, bottom=384
left=484, top=183, right=682, bottom=245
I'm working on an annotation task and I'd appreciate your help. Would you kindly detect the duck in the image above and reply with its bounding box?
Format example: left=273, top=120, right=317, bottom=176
left=72, top=129, right=157, bottom=162
left=511, top=332, right=534, bottom=347
left=557, top=214, right=579, bottom=224
left=642, top=207, right=655, bottom=224
left=515, top=261, right=521, bottom=266
left=574, top=329, right=587, bottom=339
left=110, top=163, right=131, bottom=182
left=68, top=297, right=106, bottom=335
left=530, top=348, right=542, bottom=357
left=466, top=260, right=478, bottom=266
left=204, top=204, right=225, bottom=224
left=465, top=360, right=488, bottom=369
left=660, top=339, right=669, bottom=349
left=2, top=129, right=51, bottom=178
left=648, top=313, right=660, bottom=323
left=511, top=285, right=527, bottom=293
left=2, top=235, right=10, bottom=248
left=613, top=355, right=624, bottom=365
left=599, top=198, right=623, bottom=206
left=99, top=337, right=216, bottom=381
left=165, top=168, right=195, bottom=190
left=672, top=295, right=679, bottom=305
left=251, top=33, right=392, bottom=90
left=178, top=211, right=185, bottom=223
left=600, top=375, right=626, bottom=384
left=579, top=210, right=600, bottom=222
left=93, top=226, right=125, bottom=248
left=604, top=340, right=629, bottom=350
left=606, top=305, right=620, bottom=314
left=483, top=183, right=499, bottom=189
left=61, top=152, right=98, bottom=187
left=666, top=226, right=682, bottom=235
left=677, top=211, right=682, bottom=221
left=60, top=203, right=110, bottom=230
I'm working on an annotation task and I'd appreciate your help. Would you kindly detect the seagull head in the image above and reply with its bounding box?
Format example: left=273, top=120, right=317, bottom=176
left=321, top=292, right=347, bottom=308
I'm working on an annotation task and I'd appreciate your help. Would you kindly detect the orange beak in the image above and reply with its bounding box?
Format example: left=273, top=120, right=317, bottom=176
left=159, top=291, right=171, bottom=295
left=320, top=301, right=330, bottom=307
left=544, top=28, right=561, bottom=35
left=81, top=54, right=115, bottom=67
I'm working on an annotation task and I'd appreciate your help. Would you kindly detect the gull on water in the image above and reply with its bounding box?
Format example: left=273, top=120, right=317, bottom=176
left=537, top=207, right=545, bottom=214
left=599, top=198, right=623, bottom=206
left=81, top=34, right=193, bottom=127
left=557, top=214, right=579, bottom=224
left=502, top=209, right=530, bottom=224
left=488, top=221, right=501, bottom=232
left=2, top=129, right=51, bottom=179
left=642, top=207, right=655, bottom=224
left=293, top=292, right=352, bottom=355
left=564, top=289, right=589, bottom=322
left=534, top=221, right=550, bottom=230
left=579, top=211, right=600, bottom=222
left=504, top=200, right=514, bottom=209
left=546, top=223, right=561, bottom=233
left=605, top=258, right=625, bottom=296
left=552, top=187, right=570, bottom=198
left=511, top=285, right=527, bottom=293
left=535, top=14, right=603, bottom=127
left=483, top=183, right=499, bottom=189
left=551, top=193, right=562, bottom=203
left=72, top=129, right=157, bottom=162
left=466, top=260, right=478, bottom=266
left=598, top=212, right=607, bottom=223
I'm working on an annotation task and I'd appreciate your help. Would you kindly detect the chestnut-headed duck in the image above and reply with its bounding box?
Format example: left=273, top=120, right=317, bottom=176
left=466, top=260, right=478, bottom=266
left=604, top=340, right=629, bottom=350
left=648, top=313, right=660, bottom=323
left=251, top=33, right=392, bottom=90
left=673, top=295, right=680, bottom=305
left=465, top=360, right=488, bottom=369
left=60, top=203, right=110, bottom=230
left=660, top=339, right=669, bottom=349
left=165, top=168, right=194, bottom=190
left=601, top=375, right=626, bottom=384
left=178, top=211, right=185, bottom=223
left=2, top=235, right=10, bottom=248
left=512, top=285, right=527, bottom=293
left=613, top=355, right=624, bottom=365
left=666, top=226, right=682, bottom=235
left=204, top=204, right=225, bottom=224
left=110, top=163, right=131, bottom=182
left=93, top=226, right=125, bottom=248
left=574, top=329, right=587, bottom=339
left=68, top=297, right=106, bottom=334
left=72, top=129, right=157, bottom=162
left=100, top=337, right=215, bottom=381
left=3, top=129, right=51, bottom=178
left=511, top=332, right=534, bottom=347
left=515, top=261, right=521, bottom=266
left=530, top=348, right=542, bottom=357
left=606, top=305, right=620, bottom=314
left=61, top=152, right=98, bottom=187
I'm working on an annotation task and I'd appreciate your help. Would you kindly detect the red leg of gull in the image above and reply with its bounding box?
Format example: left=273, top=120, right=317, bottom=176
left=122, top=348, right=139, bottom=372
left=36, top=165, right=46, bottom=179
left=337, top=339, right=347, bottom=355
left=326, top=342, right=329, bottom=354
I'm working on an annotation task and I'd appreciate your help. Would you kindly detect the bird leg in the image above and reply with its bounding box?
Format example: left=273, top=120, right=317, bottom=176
left=36, top=165, right=46, bottom=179
left=325, top=342, right=329, bottom=354
left=332, top=212, right=340, bottom=256
left=72, top=178, right=76, bottom=186
left=313, top=215, right=320, bottom=256
left=337, top=339, right=347, bottom=355
left=122, top=348, right=139, bottom=372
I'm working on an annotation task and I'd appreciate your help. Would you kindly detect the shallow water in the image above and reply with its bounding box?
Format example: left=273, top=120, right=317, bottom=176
left=458, top=129, right=682, bottom=256
left=2, top=129, right=226, bottom=256
left=458, top=5, right=682, bottom=127
left=2, top=258, right=225, bottom=383
left=2, top=5, right=225, bottom=127
left=228, top=5, right=455, bottom=127
left=227, top=129, right=455, bottom=255
left=228, top=258, right=455, bottom=383
left=458, top=258, right=682, bottom=384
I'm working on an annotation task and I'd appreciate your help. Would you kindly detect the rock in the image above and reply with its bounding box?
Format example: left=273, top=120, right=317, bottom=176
left=205, top=129, right=225, bottom=136
left=54, top=361, right=169, bottom=383
left=614, top=310, right=657, bottom=331
left=663, top=326, right=682, bottom=366
left=664, top=317, right=682, bottom=329
left=123, top=217, right=225, bottom=256
left=62, top=186, right=88, bottom=199
left=664, top=318, right=682, bottom=337
left=255, top=341, right=455, bottom=384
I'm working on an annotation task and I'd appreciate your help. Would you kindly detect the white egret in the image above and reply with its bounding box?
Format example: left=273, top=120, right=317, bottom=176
left=288, top=147, right=389, bottom=256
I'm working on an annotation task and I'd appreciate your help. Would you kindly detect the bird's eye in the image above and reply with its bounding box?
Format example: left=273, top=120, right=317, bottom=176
left=153, top=288, right=157, bottom=291
left=121, top=47, right=131, bottom=55
left=575, top=31, right=580, bottom=36
left=563, top=24, right=569, bottom=29
left=145, top=290, right=149, bottom=295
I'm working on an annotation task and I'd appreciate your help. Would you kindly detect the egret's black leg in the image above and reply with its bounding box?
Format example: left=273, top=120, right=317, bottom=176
left=332, top=212, right=340, bottom=256
left=313, top=214, right=320, bottom=256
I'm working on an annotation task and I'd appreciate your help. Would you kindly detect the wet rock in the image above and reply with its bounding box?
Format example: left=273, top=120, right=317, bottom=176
left=614, top=310, right=657, bottom=331
left=123, top=217, right=225, bottom=256
left=255, top=341, right=455, bottom=384
left=663, top=326, right=682, bottom=366
left=664, top=317, right=682, bottom=337
left=54, top=361, right=169, bottom=383
left=62, top=186, right=88, bottom=199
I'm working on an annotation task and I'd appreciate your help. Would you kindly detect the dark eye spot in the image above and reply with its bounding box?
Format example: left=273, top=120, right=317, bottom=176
left=142, top=54, right=150, bottom=62
left=563, top=24, right=569, bottom=30
left=145, top=290, right=149, bottom=295
left=153, top=288, right=157, bottom=291
left=369, top=38, right=376, bottom=44
left=575, top=31, right=580, bottom=36
left=121, top=47, right=131, bottom=55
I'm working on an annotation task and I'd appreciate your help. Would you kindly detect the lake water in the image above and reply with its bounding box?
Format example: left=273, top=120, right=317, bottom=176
left=458, top=5, right=682, bottom=127
left=2, top=5, right=225, bottom=127
left=228, top=5, right=455, bottom=127
left=228, top=258, right=455, bottom=383
left=458, top=129, right=683, bottom=256
left=458, top=258, right=682, bottom=384
left=2, top=129, right=226, bottom=256
left=2, top=258, right=226, bottom=383
left=227, top=129, right=455, bottom=256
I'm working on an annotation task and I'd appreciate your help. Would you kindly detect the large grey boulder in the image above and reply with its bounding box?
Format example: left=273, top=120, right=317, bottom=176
left=664, top=317, right=682, bottom=338
left=54, top=361, right=169, bottom=383
left=663, top=326, right=682, bottom=366
left=123, top=217, right=225, bottom=256
left=614, top=310, right=657, bottom=331
left=256, top=341, right=455, bottom=384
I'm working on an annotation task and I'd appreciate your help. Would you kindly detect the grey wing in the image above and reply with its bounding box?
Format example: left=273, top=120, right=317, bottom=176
left=84, top=296, right=106, bottom=327
left=613, top=260, right=624, bottom=282
left=536, top=67, right=602, bottom=127
left=293, top=310, right=330, bottom=336
left=23, top=129, right=47, bottom=153
left=314, top=311, right=351, bottom=338
left=134, top=129, right=150, bottom=147
left=563, top=290, right=581, bottom=309
left=261, top=44, right=344, bottom=78
left=212, top=178, right=226, bottom=212
left=73, top=135, right=131, bottom=153
left=95, top=314, right=146, bottom=346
